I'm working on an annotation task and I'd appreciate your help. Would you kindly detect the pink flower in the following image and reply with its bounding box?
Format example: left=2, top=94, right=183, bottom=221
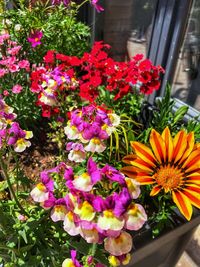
left=7, top=46, right=21, bottom=56
left=8, top=64, right=20, bottom=73
left=18, top=60, right=30, bottom=71
left=91, top=0, right=104, bottom=12
left=3, top=90, right=9, bottom=96
left=0, top=69, right=7, bottom=78
left=27, top=31, right=43, bottom=48
left=12, top=84, right=23, bottom=94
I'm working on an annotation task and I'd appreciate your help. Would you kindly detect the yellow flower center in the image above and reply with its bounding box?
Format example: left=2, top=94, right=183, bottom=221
left=36, top=182, right=46, bottom=192
left=154, top=165, right=183, bottom=191
left=103, top=210, right=114, bottom=218
left=92, top=138, right=101, bottom=145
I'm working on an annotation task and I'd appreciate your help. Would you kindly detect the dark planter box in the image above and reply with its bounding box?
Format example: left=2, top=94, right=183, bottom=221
left=127, top=212, right=200, bottom=267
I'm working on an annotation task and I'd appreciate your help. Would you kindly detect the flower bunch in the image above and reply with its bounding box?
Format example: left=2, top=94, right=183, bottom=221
left=31, top=157, right=147, bottom=265
left=31, top=63, right=78, bottom=117
left=30, top=42, right=164, bottom=117
left=0, top=33, right=30, bottom=95
left=0, top=96, right=33, bottom=152
left=64, top=104, right=120, bottom=158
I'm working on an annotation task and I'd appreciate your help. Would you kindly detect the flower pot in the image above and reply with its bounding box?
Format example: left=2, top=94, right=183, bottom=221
left=127, top=211, right=200, bottom=267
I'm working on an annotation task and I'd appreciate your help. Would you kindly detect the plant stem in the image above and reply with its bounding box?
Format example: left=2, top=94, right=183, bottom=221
left=90, top=243, right=97, bottom=256
left=0, top=157, right=29, bottom=217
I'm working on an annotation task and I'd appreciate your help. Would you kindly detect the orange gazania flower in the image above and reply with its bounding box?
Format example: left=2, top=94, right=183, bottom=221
left=121, top=127, right=200, bottom=221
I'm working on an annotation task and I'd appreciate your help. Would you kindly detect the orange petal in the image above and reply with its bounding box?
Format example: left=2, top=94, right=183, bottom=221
left=182, top=149, right=200, bottom=173
left=150, top=129, right=166, bottom=163
left=135, top=172, right=155, bottom=184
left=181, top=188, right=200, bottom=209
left=186, top=173, right=200, bottom=185
left=161, top=127, right=174, bottom=162
left=172, top=190, right=192, bottom=221
left=150, top=185, right=162, bottom=196
left=120, top=166, right=138, bottom=179
left=122, top=154, right=137, bottom=165
left=184, top=184, right=200, bottom=194
left=132, top=158, right=154, bottom=172
left=172, top=130, right=187, bottom=163
left=130, top=141, right=157, bottom=167
left=179, top=132, right=194, bottom=164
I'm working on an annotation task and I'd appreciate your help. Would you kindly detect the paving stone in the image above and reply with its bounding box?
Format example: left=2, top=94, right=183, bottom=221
left=176, top=252, right=198, bottom=267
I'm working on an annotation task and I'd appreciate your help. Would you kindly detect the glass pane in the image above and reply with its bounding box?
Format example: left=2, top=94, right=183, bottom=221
left=172, top=0, right=200, bottom=111
left=94, top=0, right=158, bottom=61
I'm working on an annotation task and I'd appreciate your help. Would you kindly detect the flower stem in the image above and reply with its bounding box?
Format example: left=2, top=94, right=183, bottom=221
left=0, top=157, right=29, bottom=217
left=90, top=243, right=97, bottom=256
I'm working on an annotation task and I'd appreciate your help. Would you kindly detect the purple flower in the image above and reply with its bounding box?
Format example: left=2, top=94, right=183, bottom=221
left=42, top=192, right=56, bottom=208
left=101, top=165, right=126, bottom=185
left=27, top=31, right=43, bottom=48
left=113, top=188, right=132, bottom=217
left=87, top=157, right=101, bottom=184
left=40, top=171, right=54, bottom=192
left=91, top=0, right=104, bottom=13
left=82, top=122, right=108, bottom=140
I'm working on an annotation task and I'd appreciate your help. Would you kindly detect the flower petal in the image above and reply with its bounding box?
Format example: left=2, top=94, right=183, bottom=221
left=130, top=141, right=157, bottom=167
left=172, top=190, right=193, bottom=221
left=150, top=129, right=166, bottom=163
left=161, top=127, right=174, bottom=162
left=150, top=185, right=162, bottom=196
left=120, top=166, right=138, bottom=178
left=182, top=187, right=200, bottom=209
left=122, top=154, right=137, bottom=165
left=179, top=132, right=195, bottom=164
left=131, top=158, right=154, bottom=172
left=182, top=149, right=200, bottom=173
left=172, top=130, right=187, bottom=163
left=186, top=173, right=200, bottom=185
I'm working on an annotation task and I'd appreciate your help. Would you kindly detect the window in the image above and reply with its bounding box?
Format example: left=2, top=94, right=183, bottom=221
left=93, top=0, right=157, bottom=61
left=172, top=0, right=200, bottom=111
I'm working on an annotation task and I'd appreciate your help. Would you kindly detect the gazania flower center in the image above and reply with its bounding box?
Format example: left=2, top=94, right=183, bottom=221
left=154, top=165, right=183, bottom=191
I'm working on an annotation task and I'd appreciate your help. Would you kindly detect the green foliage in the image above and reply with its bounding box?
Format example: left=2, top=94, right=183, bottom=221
left=1, top=1, right=90, bottom=64
left=186, top=116, right=200, bottom=141
left=151, top=85, right=188, bottom=133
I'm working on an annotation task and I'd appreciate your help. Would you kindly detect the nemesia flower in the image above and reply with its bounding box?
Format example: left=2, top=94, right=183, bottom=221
left=121, top=127, right=200, bottom=220
left=62, top=250, right=82, bottom=267
left=104, top=231, right=132, bottom=256
left=74, top=200, right=96, bottom=221
left=63, top=211, right=81, bottom=236
left=108, top=254, right=131, bottom=267
left=30, top=182, right=49, bottom=202
left=97, top=210, right=124, bottom=231
left=124, top=203, right=147, bottom=231
left=66, top=142, right=86, bottom=162
left=50, top=202, right=68, bottom=222
left=27, top=31, right=43, bottom=48
left=125, top=178, right=141, bottom=199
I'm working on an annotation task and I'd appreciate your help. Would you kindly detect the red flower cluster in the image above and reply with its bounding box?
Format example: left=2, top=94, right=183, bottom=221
left=30, top=42, right=164, bottom=117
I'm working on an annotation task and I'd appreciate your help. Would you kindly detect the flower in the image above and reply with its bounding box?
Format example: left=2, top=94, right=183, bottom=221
left=121, top=127, right=200, bottom=220
left=12, top=84, right=23, bottom=94
left=62, top=250, right=82, bottom=267
left=104, top=231, right=133, bottom=256
left=91, top=0, right=104, bottom=13
left=27, top=31, right=43, bottom=48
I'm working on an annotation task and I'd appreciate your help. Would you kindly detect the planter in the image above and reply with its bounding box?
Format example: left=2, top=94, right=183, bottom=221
left=127, top=208, right=200, bottom=267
